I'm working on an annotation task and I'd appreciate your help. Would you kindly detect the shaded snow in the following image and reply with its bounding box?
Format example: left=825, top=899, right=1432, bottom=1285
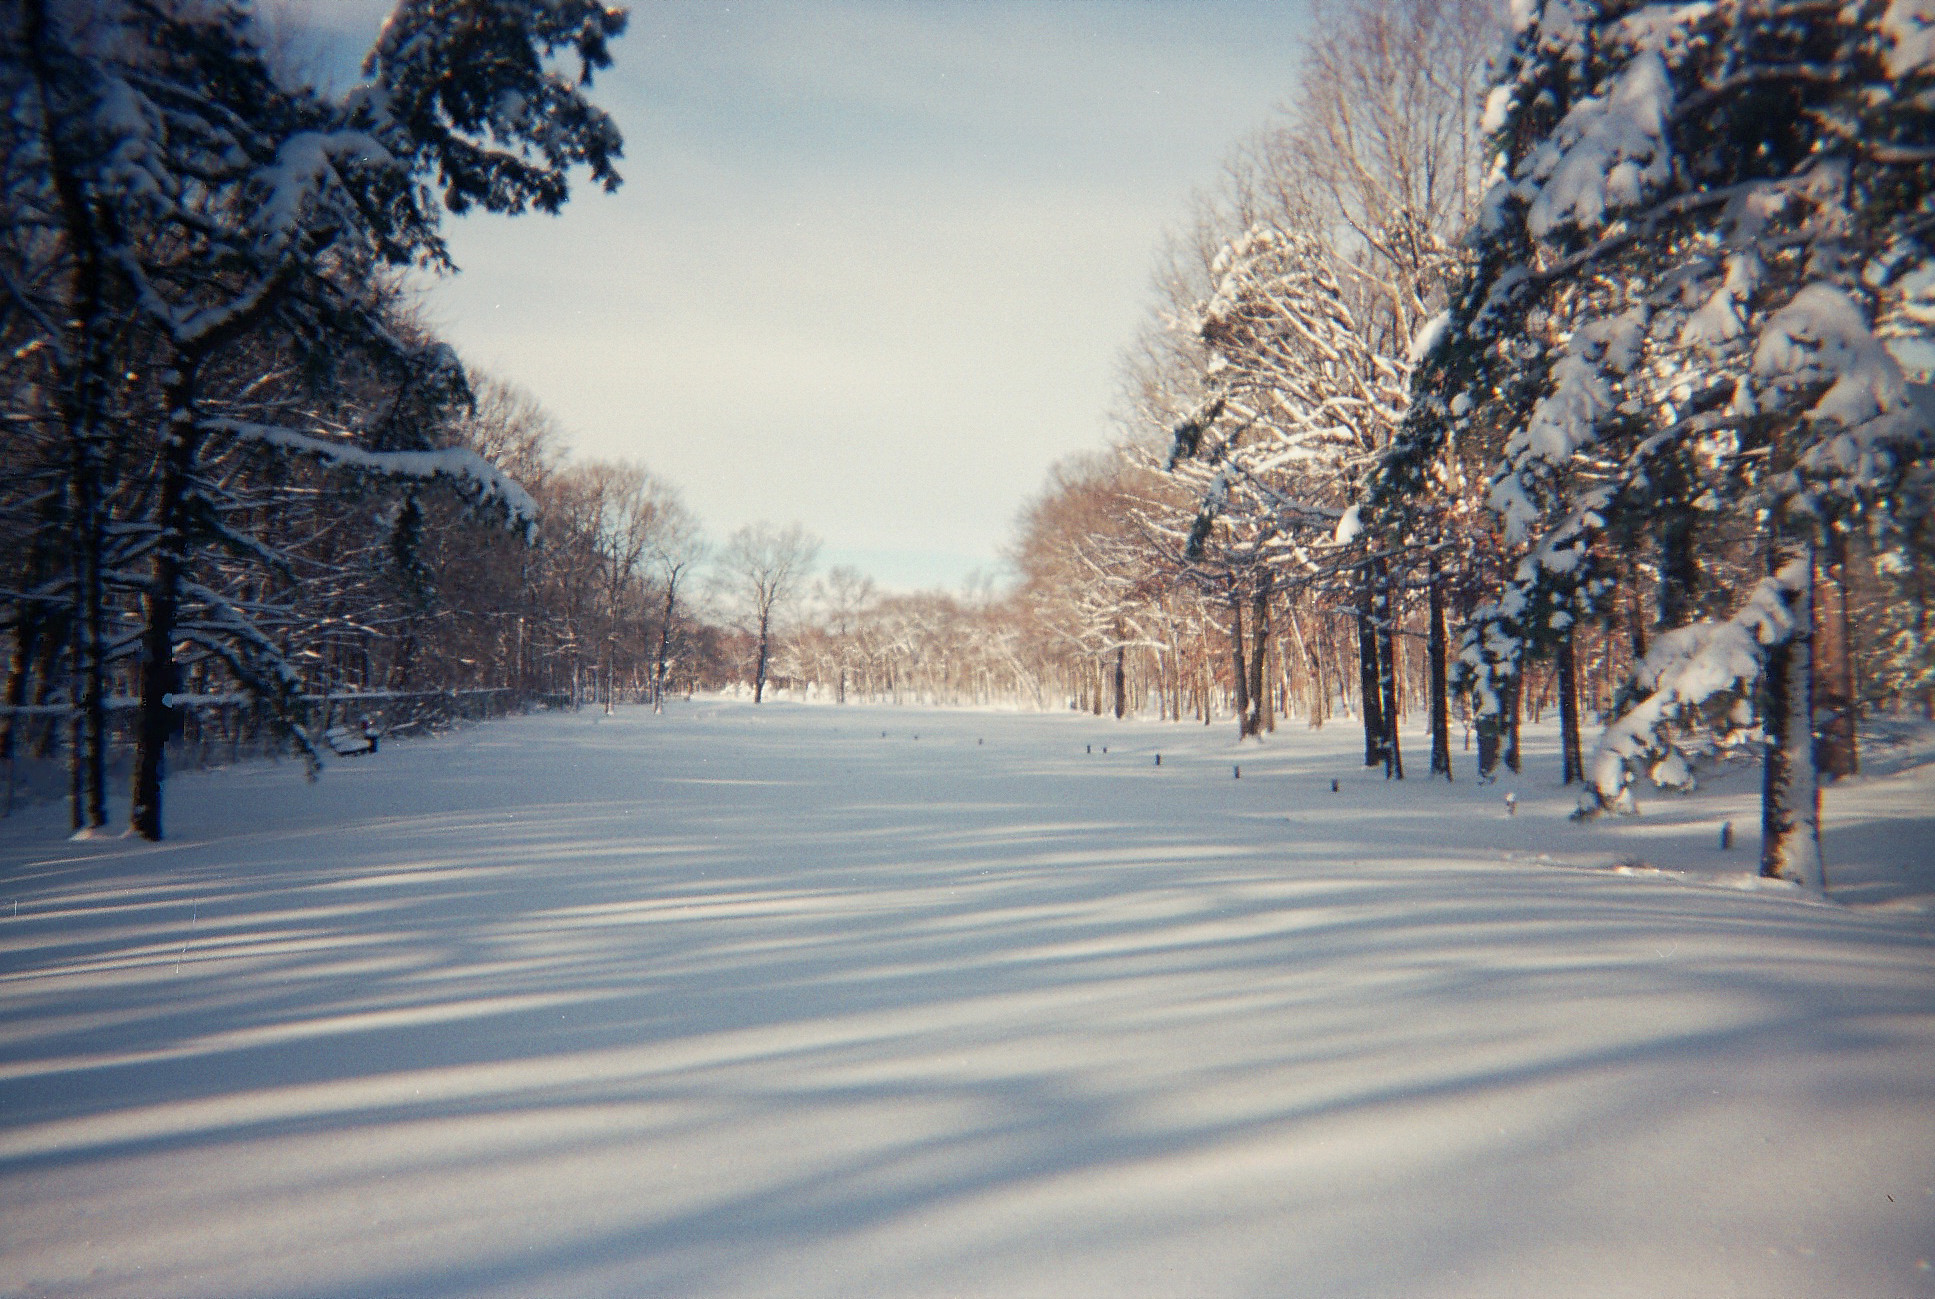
left=2, top=703, right=1932, bottom=1297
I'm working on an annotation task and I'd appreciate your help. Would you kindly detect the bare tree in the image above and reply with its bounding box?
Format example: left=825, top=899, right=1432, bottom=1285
left=647, top=498, right=705, bottom=712
left=816, top=566, right=876, bottom=703
left=717, top=522, right=820, bottom=703
left=558, top=462, right=678, bottom=712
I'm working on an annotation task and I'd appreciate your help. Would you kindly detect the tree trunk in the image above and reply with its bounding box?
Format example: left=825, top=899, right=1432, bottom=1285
left=1229, top=587, right=1253, bottom=739
left=1358, top=580, right=1386, bottom=767
left=1427, top=555, right=1451, bottom=780
left=1249, top=579, right=1272, bottom=735
left=1761, top=552, right=1825, bottom=889
left=753, top=609, right=771, bottom=702
left=132, top=355, right=206, bottom=841
left=1504, top=668, right=1523, bottom=774
left=653, top=583, right=676, bottom=712
left=1657, top=512, right=1698, bottom=630
left=1813, top=539, right=1858, bottom=780
left=30, top=0, right=114, bottom=832
left=1557, top=631, right=1584, bottom=785
left=1376, top=564, right=1402, bottom=780
left=1476, top=712, right=1500, bottom=778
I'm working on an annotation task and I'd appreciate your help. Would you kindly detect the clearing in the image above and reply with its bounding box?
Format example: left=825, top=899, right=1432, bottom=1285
left=2, top=702, right=1932, bottom=1297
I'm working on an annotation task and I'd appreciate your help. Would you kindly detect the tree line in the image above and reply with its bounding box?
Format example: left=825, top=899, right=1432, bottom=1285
left=0, top=0, right=640, bottom=837
left=765, top=0, right=1932, bottom=892
left=6, top=0, right=1930, bottom=888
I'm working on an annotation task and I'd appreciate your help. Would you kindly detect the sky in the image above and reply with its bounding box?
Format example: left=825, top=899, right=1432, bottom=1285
left=271, top=1, right=1315, bottom=591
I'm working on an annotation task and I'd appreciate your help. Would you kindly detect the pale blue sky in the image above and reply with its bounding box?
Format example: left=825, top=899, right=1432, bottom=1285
left=275, top=1, right=1313, bottom=590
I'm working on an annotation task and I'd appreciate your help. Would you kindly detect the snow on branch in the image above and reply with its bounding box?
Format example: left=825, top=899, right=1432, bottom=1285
left=1584, top=561, right=1808, bottom=813
left=204, top=418, right=538, bottom=531
left=1523, top=51, right=1674, bottom=240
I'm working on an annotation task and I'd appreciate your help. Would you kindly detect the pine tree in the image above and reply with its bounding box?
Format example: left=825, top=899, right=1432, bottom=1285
left=1372, top=0, right=1935, bottom=886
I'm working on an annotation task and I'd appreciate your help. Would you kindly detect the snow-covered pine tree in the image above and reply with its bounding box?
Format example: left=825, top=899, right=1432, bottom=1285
left=1373, top=0, right=1935, bottom=886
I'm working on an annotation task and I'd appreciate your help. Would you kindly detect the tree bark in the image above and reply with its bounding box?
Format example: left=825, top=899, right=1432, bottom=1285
left=1358, top=581, right=1386, bottom=767
left=1761, top=551, right=1825, bottom=888
left=1376, top=563, right=1402, bottom=780
left=1249, top=578, right=1272, bottom=735
left=1504, top=667, right=1522, bottom=774
left=1113, top=643, right=1127, bottom=719
left=1427, top=555, right=1452, bottom=779
left=653, top=581, right=677, bottom=712
left=1229, top=586, right=1253, bottom=739
left=29, top=0, right=113, bottom=831
left=753, top=609, right=771, bottom=702
left=1812, top=538, right=1858, bottom=780
left=132, top=354, right=205, bottom=840
left=1556, top=631, right=1584, bottom=785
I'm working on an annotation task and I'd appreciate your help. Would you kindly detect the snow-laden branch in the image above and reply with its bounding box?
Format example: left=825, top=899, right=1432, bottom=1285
left=203, top=418, right=537, bottom=530
left=1584, top=560, right=1808, bottom=813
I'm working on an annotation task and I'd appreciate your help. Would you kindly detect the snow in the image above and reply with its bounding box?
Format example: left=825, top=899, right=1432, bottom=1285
left=1406, top=309, right=1451, bottom=368
left=2, top=702, right=1932, bottom=1297
left=1756, top=284, right=1913, bottom=430
left=1883, top=0, right=1935, bottom=78
left=205, top=418, right=540, bottom=527
left=1522, top=50, right=1674, bottom=239
left=1587, top=564, right=1807, bottom=812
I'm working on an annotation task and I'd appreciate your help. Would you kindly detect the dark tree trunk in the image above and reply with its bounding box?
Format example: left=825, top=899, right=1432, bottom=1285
left=132, top=355, right=205, bottom=840
left=1656, top=510, right=1698, bottom=631
left=1557, top=631, right=1584, bottom=785
left=30, top=0, right=114, bottom=831
left=1249, top=579, right=1272, bottom=735
left=1813, top=539, right=1858, bottom=780
left=1504, top=668, right=1522, bottom=774
left=1761, top=550, right=1825, bottom=887
left=1476, top=714, right=1500, bottom=778
left=1628, top=560, right=1649, bottom=662
left=2, top=610, right=45, bottom=813
left=753, top=610, right=771, bottom=702
left=1113, top=643, right=1127, bottom=719
left=1358, top=580, right=1386, bottom=767
left=1376, top=564, right=1402, bottom=780
left=1427, top=556, right=1451, bottom=780
left=653, top=582, right=677, bottom=712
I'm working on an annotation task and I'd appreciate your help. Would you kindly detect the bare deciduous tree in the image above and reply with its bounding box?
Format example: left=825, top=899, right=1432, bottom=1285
left=717, top=522, right=820, bottom=703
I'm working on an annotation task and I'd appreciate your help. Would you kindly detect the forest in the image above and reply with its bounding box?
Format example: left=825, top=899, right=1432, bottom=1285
left=3, top=0, right=1931, bottom=890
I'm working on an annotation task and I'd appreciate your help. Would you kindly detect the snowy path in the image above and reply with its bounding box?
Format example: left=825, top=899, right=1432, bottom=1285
left=2, top=703, right=1932, bottom=1298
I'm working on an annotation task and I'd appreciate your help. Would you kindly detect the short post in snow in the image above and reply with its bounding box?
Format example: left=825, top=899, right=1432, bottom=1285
left=1719, top=820, right=1733, bottom=850
left=1330, top=778, right=1339, bottom=793
left=1233, top=764, right=1241, bottom=780
left=1504, top=791, right=1517, bottom=816
left=1154, top=753, right=1161, bottom=766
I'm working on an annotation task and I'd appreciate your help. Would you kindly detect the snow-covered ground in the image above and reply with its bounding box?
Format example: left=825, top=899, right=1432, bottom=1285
left=2, top=702, right=1932, bottom=1298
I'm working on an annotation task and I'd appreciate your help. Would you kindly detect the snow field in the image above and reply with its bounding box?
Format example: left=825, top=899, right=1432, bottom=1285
left=1, top=702, right=1932, bottom=1297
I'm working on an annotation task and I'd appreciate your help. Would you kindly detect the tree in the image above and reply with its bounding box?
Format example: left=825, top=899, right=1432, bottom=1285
left=4, top=0, right=627, bottom=838
left=1372, top=0, right=1935, bottom=887
left=717, top=522, right=819, bottom=702
left=815, top=566, right=876, bottom=703
left=646, top=496, right=705, bottom=712
left=556, top=461, right=675, bottom=713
